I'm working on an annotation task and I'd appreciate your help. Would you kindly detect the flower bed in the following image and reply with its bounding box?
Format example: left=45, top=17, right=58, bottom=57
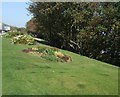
left=3, top=32, right=24, bottom=38
left=22, top=47, right=72, bottom=62
left=3, top=32, right=36, bottom=45
left=11, top=35, right=36, bottom=45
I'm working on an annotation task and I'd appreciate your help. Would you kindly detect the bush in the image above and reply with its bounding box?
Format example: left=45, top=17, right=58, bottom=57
left=54, top=51, right=64, bottom=58
left=36, top=47, right=58, bottom=55
left=11, top=35, right=36, bottom=45
left=3, top=32, right=24, bottom=38
left=3, top=33, right=11, bottom=38
left=54, top=51, right=72, bottom=62
left=35, top=47, right=63, bottom=62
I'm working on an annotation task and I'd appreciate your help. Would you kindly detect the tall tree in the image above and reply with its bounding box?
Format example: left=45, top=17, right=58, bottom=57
left=27, top=2, right=120, bottom=66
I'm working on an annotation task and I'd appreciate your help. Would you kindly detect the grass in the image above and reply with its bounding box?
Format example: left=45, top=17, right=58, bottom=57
left=2, top=38, right=119, bottom=95
left=0, top=37, right=2, bottom=96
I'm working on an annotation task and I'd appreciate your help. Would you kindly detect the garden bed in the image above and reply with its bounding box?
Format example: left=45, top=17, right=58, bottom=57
left=22, top=47, right=72, bottom=62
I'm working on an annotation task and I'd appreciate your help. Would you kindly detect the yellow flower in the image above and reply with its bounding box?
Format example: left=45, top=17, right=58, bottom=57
left=32, top=47, right=38, bottom=50
left=54, top=51, right=64, bottom=57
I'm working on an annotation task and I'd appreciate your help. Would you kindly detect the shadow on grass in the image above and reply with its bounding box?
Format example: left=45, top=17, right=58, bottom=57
left=35, top=39, right=51, bottom=46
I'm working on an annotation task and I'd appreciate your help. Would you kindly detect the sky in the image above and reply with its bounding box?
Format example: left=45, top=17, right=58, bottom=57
left=1, top=2, right=32, bottom=28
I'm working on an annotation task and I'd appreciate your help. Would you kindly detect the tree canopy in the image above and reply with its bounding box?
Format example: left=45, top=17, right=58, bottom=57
left=27, top=2, right=120, bottom=66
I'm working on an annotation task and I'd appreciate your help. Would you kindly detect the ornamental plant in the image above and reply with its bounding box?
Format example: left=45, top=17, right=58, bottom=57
left=11, top=35, right=36, bottom=45
left=22, top=46, right=72, bottom=62
left=3, top=32, right=24, bottom=38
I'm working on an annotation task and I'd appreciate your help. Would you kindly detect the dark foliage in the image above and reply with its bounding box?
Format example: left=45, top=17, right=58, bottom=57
left=27, top=2, right=120, bottom=66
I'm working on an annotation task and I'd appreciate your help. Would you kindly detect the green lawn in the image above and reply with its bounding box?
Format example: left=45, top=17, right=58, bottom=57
left=2, top=38, right=118, bottom=95
left=0, top=37, right=2, bottom=97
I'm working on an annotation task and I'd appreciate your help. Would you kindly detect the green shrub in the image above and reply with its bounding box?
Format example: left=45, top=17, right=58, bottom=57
left=3, top=32, right=24, bottom=38
left=3, top=33, right=11, bottom=38
left=11, top=35, right=36, bottom=45
left=36, top=47, right=58, bottom=55
left=30, top=47, right=61, bottom=62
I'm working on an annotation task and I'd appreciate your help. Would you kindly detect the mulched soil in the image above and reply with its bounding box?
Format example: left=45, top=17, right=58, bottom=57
left=22, top=48, right=33, bottom=53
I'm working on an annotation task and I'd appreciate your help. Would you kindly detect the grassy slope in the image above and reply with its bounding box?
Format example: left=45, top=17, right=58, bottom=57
left=0, top=38, right=2, bottom=96
left=2, top=38, right=118, bottom=95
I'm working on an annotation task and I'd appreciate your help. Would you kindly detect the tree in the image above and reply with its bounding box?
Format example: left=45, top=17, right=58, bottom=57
left=27, top=2, right=120, bottom=66
left=26, top=17, right=39, bottom=37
